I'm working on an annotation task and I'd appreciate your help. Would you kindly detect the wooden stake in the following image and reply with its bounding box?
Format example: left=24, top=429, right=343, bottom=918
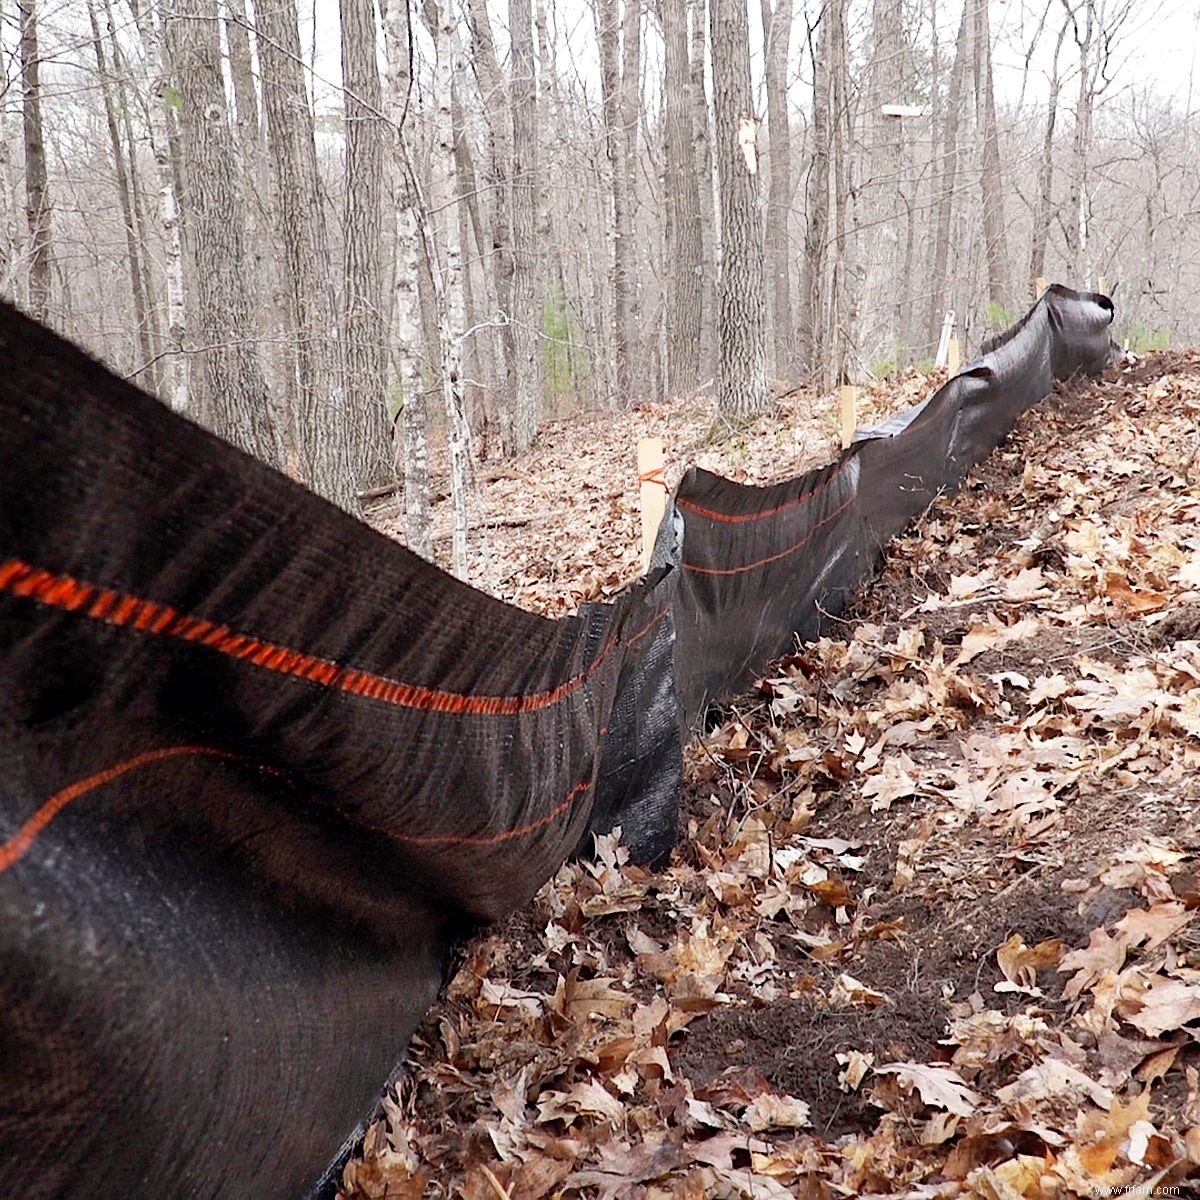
left=637, top=437, right=666, bottom=572
left=1035, top=276, right=1047, bottom=299
left=1097, top=276, right=1107, bottom=296
left=838, top=385, right=857, bottom=450
left=947, top=337, right=960, bottom=375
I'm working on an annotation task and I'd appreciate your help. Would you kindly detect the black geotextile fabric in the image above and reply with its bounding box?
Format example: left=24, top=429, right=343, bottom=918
left=0, top=284, right=1112, bottom=1197
left=671, top=284, right=1115, bottom=720
left=0, top=299, right=681, bottom=1198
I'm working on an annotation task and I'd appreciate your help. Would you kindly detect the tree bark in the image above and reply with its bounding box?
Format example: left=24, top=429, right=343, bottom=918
left=130, top=0, right=189, bottom=414
left=340, top=0, right=393, bottom=491
left=258, top=0, right=347, bottom=504
left=662, top=0, right=701, bottom=395
left=974, top=0, right=1009, bottom=307
left=760, top=0, right=793, bottom=377
left=1029, top=16, right=1068, bottom=285
left=690, top=0, right=715, bottom=382
left=19, top=0, right=51, bottom=321
left=168, top=0, right=276, bottom=463
left=508, top=0, right=542, bottom=450
left=710, top=0, right=767, bottom=418
left=89, top=0, right=156, bottom=384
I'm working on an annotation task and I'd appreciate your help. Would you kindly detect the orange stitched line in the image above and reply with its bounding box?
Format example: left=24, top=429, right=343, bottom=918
left=677, top=455, right=854, bottom=525
left=0, top=558, right=667, bottom=716
left=0, top=745, right=597, bottom=870
left=682, top=492, right=855, bottom=577
left=381, top=780, right=593, bottom=847
left=0, top=746, right=244, bottom=875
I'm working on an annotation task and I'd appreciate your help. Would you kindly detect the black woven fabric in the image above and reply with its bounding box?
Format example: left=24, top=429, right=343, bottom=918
left=670, top=285, right=1114, bottom=720
left=0, top=300, right=680, bottom=1197
left=0, top=284, right=1111, bottom=1197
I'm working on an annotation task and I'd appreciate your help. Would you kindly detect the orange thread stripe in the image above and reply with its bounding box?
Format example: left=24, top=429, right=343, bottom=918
left=677, top=455, right=854, bottom=525
left=0, top=746, right=244, bottom=875
left=0, top=558, right=666, bottom=716
left=638, top=468, right=669, bottom=490
left=682, top=492, right=855, bottom=577
left=0, top=746, right=596, bottom=872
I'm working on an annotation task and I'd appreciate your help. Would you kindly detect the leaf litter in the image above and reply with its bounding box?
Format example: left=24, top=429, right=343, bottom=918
left=346, top=354, right=1200, bottom=1198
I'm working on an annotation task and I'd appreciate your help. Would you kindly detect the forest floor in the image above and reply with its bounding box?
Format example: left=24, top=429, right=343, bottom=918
left=346, top=352, right=1200, bottom=1199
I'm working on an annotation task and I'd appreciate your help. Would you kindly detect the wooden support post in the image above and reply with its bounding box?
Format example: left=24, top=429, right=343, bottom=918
left=947, top=337, right=960, bottom=375
left=1035, top=276, right=1047, bottom=299
left=838, top=385, right=857, bottom=450
left=935, top=310, right=955, bottom=369
left=1097, top=276, right=1108, bottom=296
left=637, top=437, right=666, bottom=572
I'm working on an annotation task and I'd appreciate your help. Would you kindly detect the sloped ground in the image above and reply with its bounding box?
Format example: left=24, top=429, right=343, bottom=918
left=345, top=353, right=1200, bottom=1199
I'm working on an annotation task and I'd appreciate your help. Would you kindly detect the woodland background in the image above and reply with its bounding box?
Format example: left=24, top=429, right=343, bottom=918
left=1, top=0, right=1192, bottom=561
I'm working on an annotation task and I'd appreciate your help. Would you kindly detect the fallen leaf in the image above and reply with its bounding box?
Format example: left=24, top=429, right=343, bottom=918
left=873, top=1062, right=980, bottom=1117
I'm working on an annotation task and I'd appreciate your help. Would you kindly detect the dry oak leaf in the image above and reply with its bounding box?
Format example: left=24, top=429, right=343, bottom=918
left=995, top=1057, right=1114, bottom=1110
left=565, top=1136, right=688, bottom=1198
left=1114, top=901, right=1195, bottom=952
left=1120, top=975, right=1200, bottom=1038
left=535, top=1079, right=625, bottom=1127
left=1058, top=927, right=1129, bottom=1002
left=996, top=933, right=1066, bottom=996
left=742, top=1093, right=812, bottom=1132
left=552, top=974, right=634, bottom=1025
left=872, top=1062, right=981, bottom=1117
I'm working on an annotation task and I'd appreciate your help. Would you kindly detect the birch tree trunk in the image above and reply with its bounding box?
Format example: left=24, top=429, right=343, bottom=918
left=19, top=0, right=51, bottom=321
left=711, top=0, right=767, bottom=418
left=662, top=0, right=701, bottom=396
left=130, top=0, right=189, bottom=415
left=509, top=0, right=542, bottom=451
left=760, top=0, right=793, bottom=377
left=340, top=0, right=392, bottom=492
left=382, top=0, right=431, bottom=556
left=433, top=10, right=471, bottom=579
left=258, top=0, right=347, bottom=505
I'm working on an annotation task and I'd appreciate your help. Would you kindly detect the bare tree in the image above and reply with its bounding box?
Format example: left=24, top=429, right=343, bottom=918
left=710, top=0, right=767, bottom=418
left=340, top=0, right=392, bottom=492
left=760, top=0, right=793, bottom=377
left=509, top=0, right=542, bottom=450
left=662, top=0, right=701, bottom=395
left=974, top=0, right=1009, bottom=307
left=1030, top=12, right=1070, bottom=286
left=19, top=0, right=51, bottom=320
left=257, top=0, right=347, bottom=504
left=168, top=0, right=276, bottom=463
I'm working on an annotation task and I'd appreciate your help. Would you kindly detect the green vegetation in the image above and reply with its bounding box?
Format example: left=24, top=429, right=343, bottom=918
left=543, top=282, right=587, bottom=401
left=1123, top=321, right=1172, bottom=353
left=986, top=300, right=1016, bottom=330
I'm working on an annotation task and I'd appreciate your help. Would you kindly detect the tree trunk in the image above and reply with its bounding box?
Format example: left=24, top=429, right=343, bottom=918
left=621, top=0, right=642, bottom=389
left=596, top=0, right=631, bottom=406
left=760, top=0, right=793, bottom=377
left=381, top=0, right=431, bottom=556
left=798, top=0, right=835, bottom=378
left=167, top=0, right=276, bottom=462
left=1029, top=16, right=1068, bottom=286
left=710, top=0, right=767, bottom=418
left=927, top=0, right=968, bottom=345
left=340, top=0, right=392, bottom=491
left=89, top=0, right=155, bottom=383
left=690, top=0, right=715, bottom=382
left=130, top=0, right=189, bottom=414
left=973, top=0, right=1009, bottom=307
left=19, top=0, right=51, bottom=321
left=662, top=0, right=701, bottom=396
left=466, top=0, right=517, bottom=449
left=508, top=0, right=542, bottom=450
left=258, top=0, right=347, bottom=505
